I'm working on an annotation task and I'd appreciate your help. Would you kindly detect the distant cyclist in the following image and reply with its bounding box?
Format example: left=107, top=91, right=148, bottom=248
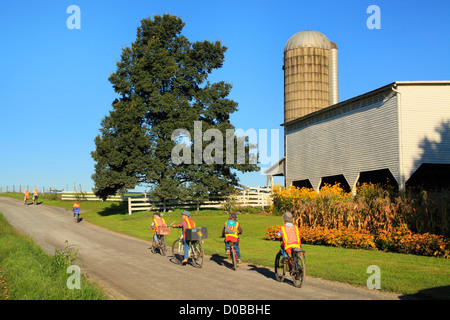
left=24, top=189, right=30, bottom=205
left=73, top=201, right=80, bottom=222
left=33, top=187, right=39, bottom=204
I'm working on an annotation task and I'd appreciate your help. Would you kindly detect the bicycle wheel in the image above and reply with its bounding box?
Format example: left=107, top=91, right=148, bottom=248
left=190, top=241, right=204, bottom=268
left=171, top=238, right=184, bottom=264
left=291, top=253, right=306, bottom=288
left=159, top=236, right=166, bottom=256
left=229, top=243, right=237, bottom=271
left=274, top=252, right=285, bottom=282
left=150, top=236, right=157, bottom=254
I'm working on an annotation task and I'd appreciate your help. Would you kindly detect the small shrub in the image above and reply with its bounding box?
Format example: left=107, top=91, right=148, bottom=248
left=52, top=241, right=79, bottom=271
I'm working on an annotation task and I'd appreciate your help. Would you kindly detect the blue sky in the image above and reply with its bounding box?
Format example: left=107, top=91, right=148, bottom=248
left=1, top=0, right=449, bottom=192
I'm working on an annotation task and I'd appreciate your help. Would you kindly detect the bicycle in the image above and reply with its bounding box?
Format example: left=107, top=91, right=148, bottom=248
left=171, top=227, right=204, bottom=268
left=151, top=225, right=171, bottom=256
left=73, top=209, right=80, bottom=223
left=227, top=241, right=239, bottom=271
left=275, top=247, right=306, bottom=288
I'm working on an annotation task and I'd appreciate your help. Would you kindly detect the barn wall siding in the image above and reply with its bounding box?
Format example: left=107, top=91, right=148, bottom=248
left=286, top=90, right=400, bottom=190
left=398, top=84, right=450, bottom=184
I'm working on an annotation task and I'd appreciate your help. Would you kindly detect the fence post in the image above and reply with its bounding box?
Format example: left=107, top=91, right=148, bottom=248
left=128, top=197, right=132, bottom=215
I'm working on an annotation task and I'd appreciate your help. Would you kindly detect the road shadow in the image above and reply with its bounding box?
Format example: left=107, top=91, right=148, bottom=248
left=210, top=254, right=236, bottom=270
left=247, top=264, right=277, bottom=281
left=148, top=245, right=166, bottom=256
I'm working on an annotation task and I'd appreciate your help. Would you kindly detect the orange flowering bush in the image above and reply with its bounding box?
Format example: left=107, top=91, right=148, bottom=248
left=264, top=225, right=282, bottom=241
left=301, top=226, right=376, bottom=250
left=375, top=227, right=450, bottom=258
left=264, top=225, right=376, bottom=250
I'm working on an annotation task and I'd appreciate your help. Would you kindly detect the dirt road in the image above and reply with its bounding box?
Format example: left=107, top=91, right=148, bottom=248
left=0, top=197, right=401, bottom=300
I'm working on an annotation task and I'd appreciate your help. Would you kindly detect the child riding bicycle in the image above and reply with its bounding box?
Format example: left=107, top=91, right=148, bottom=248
left=73, top=201, right=80, bottom=221
left=150, top=211, right=167, bottom=247
left=222, top=213, right=243, bottom=263
left=277, top=211, right=301, bottom=259
left=33, top=187, right=39, bottom=204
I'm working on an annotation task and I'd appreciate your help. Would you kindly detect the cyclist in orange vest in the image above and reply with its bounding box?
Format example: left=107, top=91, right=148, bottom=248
left=150, top=211, right=167, bottom=247
left=33, top=187, right=39, bottom=203
left=222, top=213, right=243, bottom=263
left=73, top=201, right=80, bottom=220
left=173, top=211, right=196, bottom=264
left=24, top=189, right=30, bottom=205
left=277, top=211, right=301, bottom=259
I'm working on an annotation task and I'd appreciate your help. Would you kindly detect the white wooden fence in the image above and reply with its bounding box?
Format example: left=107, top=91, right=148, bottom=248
left=128, top=196, right=153, bottom=214
left=126, top=186, right=272, bottom=215
left=61, top=186, right=273, bottom=215
left=61, top=191, right=124, bottom=201
left=232, top=186, right=272, bottom=207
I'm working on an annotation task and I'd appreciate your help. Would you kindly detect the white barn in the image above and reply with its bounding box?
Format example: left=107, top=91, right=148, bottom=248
left=277, top=81, right=450, bottom=192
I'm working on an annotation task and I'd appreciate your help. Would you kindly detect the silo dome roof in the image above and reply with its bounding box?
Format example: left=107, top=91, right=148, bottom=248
left=284, top=30, right=331, bottom=51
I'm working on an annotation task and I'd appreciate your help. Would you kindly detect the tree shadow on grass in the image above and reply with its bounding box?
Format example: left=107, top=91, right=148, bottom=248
left=97, top=202, right=128, bottom=217
left=400, top=285, right=450, bottom=300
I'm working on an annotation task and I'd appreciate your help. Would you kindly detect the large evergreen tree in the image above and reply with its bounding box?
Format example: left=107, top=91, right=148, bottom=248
left=91, top=14, right=259, bottom=204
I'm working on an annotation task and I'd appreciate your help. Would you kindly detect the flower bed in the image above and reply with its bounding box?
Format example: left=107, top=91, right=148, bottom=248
left=270, top=183, right=450, bottom=238
left=264, top=225, right=450, bottom=258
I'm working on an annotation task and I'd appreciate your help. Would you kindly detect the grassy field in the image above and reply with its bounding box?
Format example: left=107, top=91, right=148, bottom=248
left=0, top=212, right=107, bottom=300
left=1, top=193, right=450, bottom=299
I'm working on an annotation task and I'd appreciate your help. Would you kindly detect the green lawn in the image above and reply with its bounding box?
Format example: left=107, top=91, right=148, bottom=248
left=0, top=212, right=107, bottom=300
left=1, top=193, right=450, bottom=299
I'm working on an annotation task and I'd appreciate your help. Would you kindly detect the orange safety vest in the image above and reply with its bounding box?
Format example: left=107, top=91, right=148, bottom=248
left=24, top=190, right=30, bottom=198
left=281, top=225, right=301, bottom=254
left=153, top=216, right=166, bottom=233
left=33, top=189, right=38, bottom=195
left=184, top=218, right=196, bottom=238
left=73, top=202, right=80, bottom=209
left=224, top=220, right=240, bottom=242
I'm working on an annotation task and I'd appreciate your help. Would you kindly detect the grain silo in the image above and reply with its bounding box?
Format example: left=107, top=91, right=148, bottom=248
left=284, top=30, right=338, bottom=123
